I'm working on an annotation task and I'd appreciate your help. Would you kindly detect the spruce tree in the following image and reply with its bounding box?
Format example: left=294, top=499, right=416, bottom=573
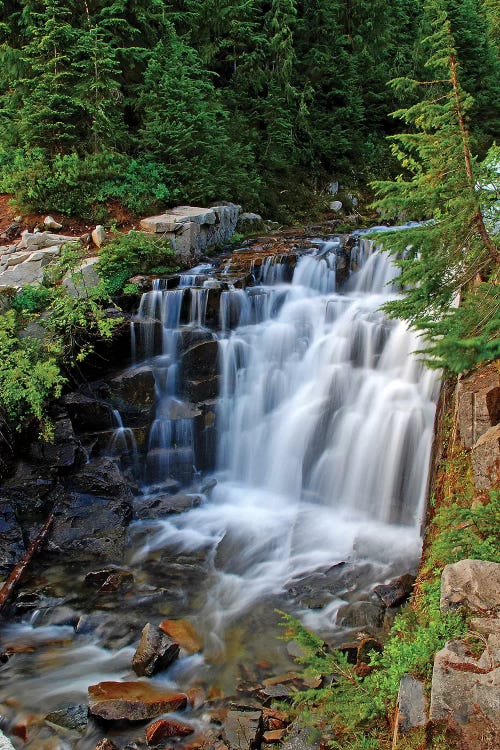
left=372, top=0, right=500, bottom=373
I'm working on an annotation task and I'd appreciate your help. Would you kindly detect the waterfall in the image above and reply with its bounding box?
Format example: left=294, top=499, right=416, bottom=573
left=139, top=238, right=439, bottom=635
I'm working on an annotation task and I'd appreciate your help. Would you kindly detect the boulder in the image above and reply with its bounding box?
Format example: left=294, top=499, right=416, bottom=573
left=63, top=257, right=101, bottom=297
left=457, top=363, right=500, bottom=449
left=108, top=366, right=156, bottom=419
left=64, top=458, right=134, bottom=500
left=88, top=681, right=187, bottom=721
left=236, top=213, right=266, bottom=234
left=146, top=719, right=194, bottom=745
left=92, top=225, right=106, bottom=248
left=440, top=559, right=500, bottom=615
left=27, top=416, right=84, bottom=470
left=132, top=622, right=180, bottom=676
left=224, top=707, right=263, bottom=750
left=0, top=259, right=44, bottom=287
left=180, top=340, right=219, bottom=382
left=429, top=637, right=500, bottom=725
left=62, top=392, right=115, bottom=432
left=373, top=573, right=415, bottom=607
left=145, top=447, right=194, bottom=484
left=396, top=675, right=427, bottom=732
left=159, top=619, right=202, bottom=653
left=43, top=216, right=63, bottom=231
left=336, top=600, right=385, bottom=630
left=472, top=424, right=500, bottom=489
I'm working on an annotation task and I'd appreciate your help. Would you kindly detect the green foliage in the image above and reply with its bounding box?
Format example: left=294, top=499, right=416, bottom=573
left=371, top=2, right=500, bottom=374
left=0, top=309, right=65, bottom=438
left=11, top=284, right=53, bottom=314
left=97, top=231, right=179, bottom=295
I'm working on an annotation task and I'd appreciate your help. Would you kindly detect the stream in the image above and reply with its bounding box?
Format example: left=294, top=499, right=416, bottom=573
left=0, top=235, right=440, bottom=749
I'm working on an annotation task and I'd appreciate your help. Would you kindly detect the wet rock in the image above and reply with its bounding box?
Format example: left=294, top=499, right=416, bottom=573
left=88, top=681, right=187, bottom=722
left=132, top=622, right=180, bottom=676
left=145, top=447, right=194, bottom=484
left=76, top=613, right=141, bottom=648
left=159, top=619, right=202, bottom=653
left=27, top=416, right=84, bottom=471
left=49, top=476, right=133, bottom=561
left=183, top=376, right=219, bottom=403
left=134, top=492, right=202, bottom=520
left=440, top=559, right=500, bottom=615
left=373, top=573, right=415, bottom=608
left=429, top=637, right=500, bottom=725
left=108, top=366, right=156, bottom=421
left=45, top=704, right=88, bottom=733
left=146, top=719, right=194, bottom=745
left=336, top=601, right=385, bottom=630
left=180, top=341, right=219, bottom=383
left=64, top=458, right=134, bottom=500
left=224, top=707, right=263, bottom=750
left=396, top=675, right=427, bottom=732
left=84, top=568, right=134, bottom=591
left=1, top=460, right=55, bottom=510
left=61, top=392, right=114, bottom=432
left=285, top=562, right=373, bottom=609
left=0, top=503, right=25, bottom=576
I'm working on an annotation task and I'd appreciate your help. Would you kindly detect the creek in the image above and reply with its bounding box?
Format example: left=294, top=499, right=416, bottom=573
left=0, top=235, right=440, bottom=749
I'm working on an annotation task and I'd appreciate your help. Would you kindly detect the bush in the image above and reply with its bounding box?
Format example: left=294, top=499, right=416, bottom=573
left=0, top=147, right=175, bottom=219
left=97, top=231, right=179, bottom=294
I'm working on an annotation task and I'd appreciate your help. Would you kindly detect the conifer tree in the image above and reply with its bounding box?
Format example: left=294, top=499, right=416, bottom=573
left=372, top=0, right=500, bottom=372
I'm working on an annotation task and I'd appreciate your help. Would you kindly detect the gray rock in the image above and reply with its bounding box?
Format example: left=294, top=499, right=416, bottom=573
left=440, top=559, right=500, bottom=615
left=329, top=201, right=343, bottom=212
left=27, top=416, right=83, bottom=470
left=0, top=259, right=44, bottom=287
left=224, top=707, right=263, bottom=750
left=63, top=257, right=101, bottom=297
left=45, top=704, right=88, bottom=732
left=0, top=730, right=16, bottom=750
left=472, top=424, right=500, bottom=489
left=0, top=503, right=25, bottom=576
left=236, top=213, right=266, bottom=234
left=396, top=675, right=427, bottom=732
left=457, top=364, right=500, bottom=449
left=19, top=231, right=77, bottom=251
left=134, top=492, right=202, bottom=520
left=336, top=600, right=385, bottom=630
left=92, top=226, right=106, bottom=248
left=132, top=623, right=180, bottom=676
left=430, top=638, right=500, bottom=725
left=44, top=216, right=63, bottom=231
left=280, top=720, right=320, bottom=750
left=373, top=573, right=415, bottom=607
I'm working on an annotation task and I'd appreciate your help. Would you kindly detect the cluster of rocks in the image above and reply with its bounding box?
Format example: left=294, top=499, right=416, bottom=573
left=394, top=559, right=500, bottom=748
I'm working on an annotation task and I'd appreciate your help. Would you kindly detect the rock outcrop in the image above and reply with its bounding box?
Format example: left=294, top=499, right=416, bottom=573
left=140, top=204, right=240, bottom=259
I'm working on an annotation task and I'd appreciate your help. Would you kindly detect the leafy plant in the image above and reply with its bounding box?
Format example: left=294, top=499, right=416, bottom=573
left=97, top=230, right=178, bottom=294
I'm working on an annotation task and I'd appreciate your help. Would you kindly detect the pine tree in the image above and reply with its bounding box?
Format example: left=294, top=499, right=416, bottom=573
left=372, top=0, right=500, bottom=373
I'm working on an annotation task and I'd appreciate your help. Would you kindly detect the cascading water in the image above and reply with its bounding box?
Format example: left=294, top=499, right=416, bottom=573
left=138, top=238, right=439, bottom=642
left=0, top=237, right=440, bottom=747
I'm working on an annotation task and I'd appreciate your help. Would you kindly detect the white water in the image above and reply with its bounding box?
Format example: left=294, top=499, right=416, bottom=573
left=137, top=239, right=439, bottom=639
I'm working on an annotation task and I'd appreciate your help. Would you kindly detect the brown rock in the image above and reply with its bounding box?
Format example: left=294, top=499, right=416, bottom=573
left=146, top=719, right=194, bottom=745
left=457, top=364, right=500, bottom=449
left=88, top=681, right=187, bottom=721
left=263, top=730, right=286, bottom=743
left=472, top=424, right=500, bottom=490
left=132, top=623, right=180, bottom=677
left=159, top=619, right=202, bottom=653
left=186, top=686, right=206, bottom=709
left=262, top=673, right=297, bottom=687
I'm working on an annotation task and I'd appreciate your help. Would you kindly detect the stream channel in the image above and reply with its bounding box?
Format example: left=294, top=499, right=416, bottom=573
left=0, top=234, right=440, bottom=749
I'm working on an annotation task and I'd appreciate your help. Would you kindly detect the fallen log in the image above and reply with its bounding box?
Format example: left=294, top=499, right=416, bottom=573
left=0, top=514, right=54, bottom=613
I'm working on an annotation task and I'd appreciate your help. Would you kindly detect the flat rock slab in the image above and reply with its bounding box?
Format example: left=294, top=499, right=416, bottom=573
left=224, top=707, right=263, bottom=750
left=146, top=718, right=194, bottom=745
left=88, top=681, right=187, bottom=721
left=441, top=559, right=500, bottom=615
left=159, top=619, right=202, bottom=653
left=141, top=207, right=217, bottom=233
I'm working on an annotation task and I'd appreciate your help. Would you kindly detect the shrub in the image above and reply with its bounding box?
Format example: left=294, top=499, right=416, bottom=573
left=97, top=231, right=179, bottom=294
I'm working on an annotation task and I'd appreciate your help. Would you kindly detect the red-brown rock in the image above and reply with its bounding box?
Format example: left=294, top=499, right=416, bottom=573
left=146, top=718, right=194, bottom=745
left=88, top=681, right=187, bottom=721
left=159, top=619, right=202, bottom=653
